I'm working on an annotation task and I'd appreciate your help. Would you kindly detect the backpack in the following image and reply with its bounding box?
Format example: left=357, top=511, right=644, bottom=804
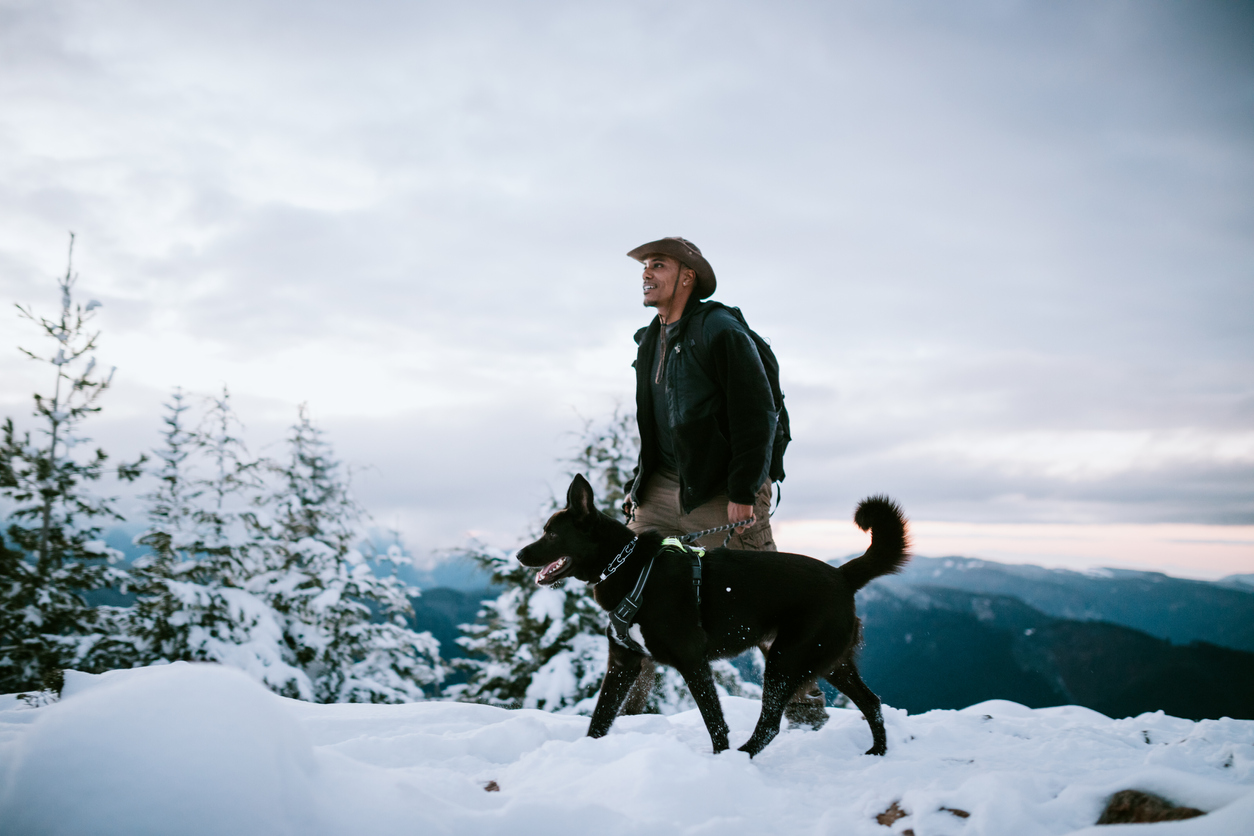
left=687, top=303, right=791, bottom=484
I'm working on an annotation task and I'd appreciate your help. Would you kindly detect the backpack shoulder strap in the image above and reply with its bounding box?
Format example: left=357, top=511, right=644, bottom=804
left=682, top=301, right=732, bottom=378
left=684, top=303, right=791, bottom=486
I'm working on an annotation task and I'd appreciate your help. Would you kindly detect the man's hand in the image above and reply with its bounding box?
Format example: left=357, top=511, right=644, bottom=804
left=727, top=501, right=755, bottom=529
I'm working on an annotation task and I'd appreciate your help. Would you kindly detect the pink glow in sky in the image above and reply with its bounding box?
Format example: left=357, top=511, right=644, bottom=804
left=775, top=520, right=1254, bottom=581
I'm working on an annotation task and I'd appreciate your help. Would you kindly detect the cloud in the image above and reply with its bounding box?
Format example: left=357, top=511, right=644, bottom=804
left=0, top=0, right=1250, bottom=554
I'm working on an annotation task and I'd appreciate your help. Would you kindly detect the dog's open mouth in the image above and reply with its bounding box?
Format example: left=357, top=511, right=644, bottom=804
left=535, top=557, right=571, bottom=586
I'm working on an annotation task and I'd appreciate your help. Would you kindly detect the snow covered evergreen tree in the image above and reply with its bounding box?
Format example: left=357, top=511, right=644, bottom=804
left=258, top=406, right=443, bottom=703
left=130, top=395, right=442, bottom=703
left=127, top=389, right=308, bottom=696
left=0, top=236, right=143, bottom=692
left=0, top=531, right=42, bottom=691
left=453, top=408, right=760, bottom=713
left=563, top=409, right=638, bottom=515
left=128, top=389, right=201, bottom=658
left=451, top=539, right=609, bottom=711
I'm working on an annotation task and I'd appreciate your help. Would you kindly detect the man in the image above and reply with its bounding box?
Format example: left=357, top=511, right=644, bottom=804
left=624, top=236, right=778, bottom=551
left=620, top=236, right=826, bottom=727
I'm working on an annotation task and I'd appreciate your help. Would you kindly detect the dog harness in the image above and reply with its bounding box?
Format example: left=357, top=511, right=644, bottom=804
left=601, top=537, right=706, bottom=655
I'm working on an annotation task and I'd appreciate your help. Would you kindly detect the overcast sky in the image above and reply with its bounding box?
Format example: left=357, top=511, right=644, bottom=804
left=1, top=0, right=1251, bottom=563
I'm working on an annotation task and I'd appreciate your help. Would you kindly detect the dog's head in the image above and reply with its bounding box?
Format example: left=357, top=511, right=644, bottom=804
left=517, top=474, right=604, bottom=586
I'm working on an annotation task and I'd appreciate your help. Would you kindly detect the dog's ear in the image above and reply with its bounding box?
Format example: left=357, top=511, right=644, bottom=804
left=566, top=474, right=597, bottom=520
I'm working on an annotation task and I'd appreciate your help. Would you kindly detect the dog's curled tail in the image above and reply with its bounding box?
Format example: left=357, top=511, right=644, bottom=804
left=839, top=495, right=910, bottom=592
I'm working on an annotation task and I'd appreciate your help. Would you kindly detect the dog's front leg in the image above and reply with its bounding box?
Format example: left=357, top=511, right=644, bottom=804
left=587, top=644, right=647, bottom=738
left=677, top=662, right=731, bottom=753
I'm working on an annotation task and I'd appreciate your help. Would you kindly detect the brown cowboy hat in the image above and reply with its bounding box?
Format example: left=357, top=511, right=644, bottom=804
left=627, top=237, right=716, bottom=300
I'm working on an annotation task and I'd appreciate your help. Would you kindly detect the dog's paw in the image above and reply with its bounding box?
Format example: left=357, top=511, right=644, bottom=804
left=865, top=744, right=887, bottom=756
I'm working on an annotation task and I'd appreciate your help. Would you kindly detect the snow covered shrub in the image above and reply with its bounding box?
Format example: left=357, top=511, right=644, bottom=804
left=0, top=237, right=144, bottom=693
left=452, top=408, right=761, bottom=713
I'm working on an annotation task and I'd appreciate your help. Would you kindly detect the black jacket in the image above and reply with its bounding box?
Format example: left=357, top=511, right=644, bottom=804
left=630, top=300, right=778, bottom=513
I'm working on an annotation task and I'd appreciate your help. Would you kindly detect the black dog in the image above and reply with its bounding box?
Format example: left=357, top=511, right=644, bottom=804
left=517, top=474, right=910, bottom=757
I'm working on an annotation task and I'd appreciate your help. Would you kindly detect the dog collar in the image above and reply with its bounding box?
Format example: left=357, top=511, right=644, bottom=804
left=595, top=537, right=638, bottom=584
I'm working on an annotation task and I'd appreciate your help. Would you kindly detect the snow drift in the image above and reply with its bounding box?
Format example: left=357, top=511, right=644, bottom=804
left=1, top=663, right=1252, bottom=835
left=0, top=665, right=319, bottom=835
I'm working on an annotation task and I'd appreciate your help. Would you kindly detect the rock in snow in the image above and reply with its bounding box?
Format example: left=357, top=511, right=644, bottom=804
left=0, top=663, right=1252, bottom=835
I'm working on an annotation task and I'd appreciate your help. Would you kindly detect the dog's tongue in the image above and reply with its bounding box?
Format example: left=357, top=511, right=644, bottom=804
left=536, top=557, right=570, bottom=584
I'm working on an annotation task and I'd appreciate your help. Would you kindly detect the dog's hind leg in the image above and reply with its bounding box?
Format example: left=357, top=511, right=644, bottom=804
left=588, top=644, right=648, bottom=739
left=676, top=661, right=731, bottom=753
left=738, top=648, right=814, bottom=757
left=824, top=661, right=887, bottom=755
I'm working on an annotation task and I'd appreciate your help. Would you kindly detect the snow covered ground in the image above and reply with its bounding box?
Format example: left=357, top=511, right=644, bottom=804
left=1, top=663, right=1251, bottom=836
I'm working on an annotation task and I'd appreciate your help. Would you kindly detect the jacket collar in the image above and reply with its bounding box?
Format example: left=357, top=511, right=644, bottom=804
left=635, top=297, right=711, bottom=348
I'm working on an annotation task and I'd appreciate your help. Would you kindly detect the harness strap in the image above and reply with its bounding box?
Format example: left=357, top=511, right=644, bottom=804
left=690, top=549, right=703, bottom=628
left=663, top=537, right=705, bottom=629
left=606, top=623, right=645, bottom=654
left=607, top=551, right=657, bottom=654
left=690, top=550, right=702, bottom=609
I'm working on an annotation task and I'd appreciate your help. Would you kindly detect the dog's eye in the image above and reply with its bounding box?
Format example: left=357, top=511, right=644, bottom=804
left=544, top=530, right=556, bottom=539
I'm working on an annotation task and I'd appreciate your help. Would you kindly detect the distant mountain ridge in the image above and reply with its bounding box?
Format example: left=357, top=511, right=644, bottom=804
left=855, top=582, right=1254, bottom=720
left=867, top=555, right=1254, bottom=653
left=1219, top=572, right=1254, bottom=592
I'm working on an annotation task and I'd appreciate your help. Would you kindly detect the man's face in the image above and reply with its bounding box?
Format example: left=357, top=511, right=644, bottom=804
left=641, top=254, right=690, bottom=307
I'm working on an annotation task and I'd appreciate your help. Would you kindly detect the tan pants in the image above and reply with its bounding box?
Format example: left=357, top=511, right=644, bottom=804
left=618, top=470, right=778, bottom=715
left=627, top=469, right=776, bottom=551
